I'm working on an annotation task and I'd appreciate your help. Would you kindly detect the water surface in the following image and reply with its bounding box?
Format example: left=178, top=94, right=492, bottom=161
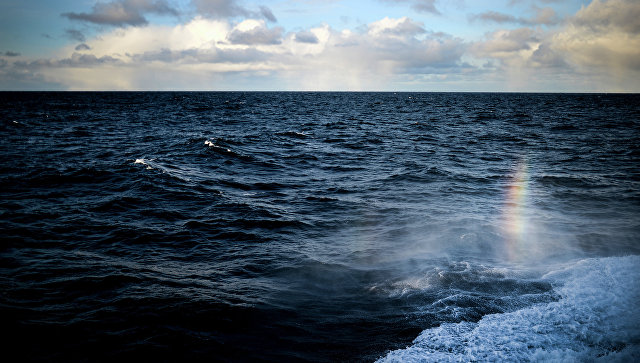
left=1, top=92, right=639, bottom=361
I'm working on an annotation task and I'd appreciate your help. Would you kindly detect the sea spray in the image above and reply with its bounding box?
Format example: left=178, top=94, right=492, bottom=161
left=378, top=255, right=640, bottom=362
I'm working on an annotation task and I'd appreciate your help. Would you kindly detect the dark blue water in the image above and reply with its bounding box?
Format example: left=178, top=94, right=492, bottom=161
left=1, top=92, right=639, bottom=361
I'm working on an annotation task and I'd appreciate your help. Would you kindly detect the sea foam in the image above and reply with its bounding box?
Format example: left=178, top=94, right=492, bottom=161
left=378, top=255, right=640, bottom=362
left=134, top=158, right=153, bottom=169
left=205, top=140, right=231, bottom=152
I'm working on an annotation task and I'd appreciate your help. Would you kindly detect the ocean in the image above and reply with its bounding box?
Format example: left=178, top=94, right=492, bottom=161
left=1, top=92, right=639, bottom=361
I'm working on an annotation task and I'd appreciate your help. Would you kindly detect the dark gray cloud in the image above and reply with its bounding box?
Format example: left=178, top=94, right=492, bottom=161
left=192, top=0, right=249, bottom=18
left=62, top=0, right=178, bottom=27
left=75, top=43, right=92, bottom=51
left=135, top=48, right=188, bottom=62
left=65, top=29, right=86, bottom=42
left=14, top=53, right=120, bottom=70
left=470, top=7, right=559, bottom=26
left=530, top=43, right=567, bottom=68
left=0, top=67, right=65, bottom=90
left=4, top=51, right=21, bottom=57
left=192, top=0, right=277, bottom=22
left=58, top=53, right=120, bottom=66
left=133, top=47, right=270, bottom=64
left=294, top=31, right=319, bottom=44
left=381, top=0, right=440, bottom=15
left=227, top=26, right=283, bottom=45
left=210, top=47, right=270, bottom=63
left=411, top=0, right=439, bottom=14
left=259, top=6, right=277, bottom=23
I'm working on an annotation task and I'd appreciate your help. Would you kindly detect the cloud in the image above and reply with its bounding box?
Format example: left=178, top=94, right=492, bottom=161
left=133, top=47, right=270, bottom=64
left=226, top=20, right=283, bottom=45
left=381, top=0, right=440, bottom=15
left=368, top=17, right=426, bottom=37
left=529, top=43, right=566, bottom=68
left=0, top=66, right=65, bottom=90
left=65, top=29, right=86, bottom=42
left=75, top=44, right=92, bottom=51
left=472, top=11, right=517, bottom=24
left=471, top=7, right=559, bottom=26
left=294, top=31, right=319, bottom=44
left=193, top=0, right=277, bottom=22
left=3, top=51, right=21, bottom=57
left=281, top=18, right=466, bottom=89
left=15, top=53, right=120, bottom=69
left=3, top=15, right=470, bottom=90
left=550, top=0, right=640, bottom=72
left=62, top=0, right=178, bottom=27
left=387, top=35, right=467, bottom=72
left=473, top=28, right=538, bottom=56
left=465, top=0, right=640, bottom=91
left=192, top=0, right=248, bottom=18
left=411, top=0, right=440, bottom=14
left=58, top=53, right=121, bottom=66
left=0, top=52, right=120, bottom=90
left=507, top=0, right=564, bottom=5
left=532, top=7, right=560, bottom=25
left=572, top=0, right=640, bottom=34
left=259, top=6, right=277, bottom=23
left=468, top=26, right=552, bottom=90
left=74, top=17, right=231, bottom=56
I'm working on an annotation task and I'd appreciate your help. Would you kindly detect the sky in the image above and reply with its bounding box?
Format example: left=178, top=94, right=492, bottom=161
left=0, top=0, right=638, bottom=91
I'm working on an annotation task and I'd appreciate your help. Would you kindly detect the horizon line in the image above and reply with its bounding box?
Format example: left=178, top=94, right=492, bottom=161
left=1, top=90, right=639, bottom=94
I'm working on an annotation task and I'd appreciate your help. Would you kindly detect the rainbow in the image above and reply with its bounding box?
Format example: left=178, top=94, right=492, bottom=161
left=502, top=159, right=530, bottom=261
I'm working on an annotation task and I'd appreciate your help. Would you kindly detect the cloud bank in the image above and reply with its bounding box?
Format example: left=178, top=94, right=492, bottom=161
left=1, top=0, right=638, bottom=91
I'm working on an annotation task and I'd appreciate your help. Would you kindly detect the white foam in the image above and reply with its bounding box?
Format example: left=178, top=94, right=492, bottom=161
left=204, top=140, right=231, bottom=152
left=378, top=255, right=640, bottom=362
left=134, top=158, right=153, bottom=169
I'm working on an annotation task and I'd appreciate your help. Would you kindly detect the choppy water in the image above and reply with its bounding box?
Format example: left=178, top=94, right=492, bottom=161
left=1, top=92, right=639, bottom=361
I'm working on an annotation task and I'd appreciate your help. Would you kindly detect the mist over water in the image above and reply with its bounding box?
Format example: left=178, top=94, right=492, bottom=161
left=1, top=92, right=639, bottom=361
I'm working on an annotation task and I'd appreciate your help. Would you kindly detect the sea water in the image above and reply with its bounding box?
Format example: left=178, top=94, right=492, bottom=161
left=1, top=92, right=639, bottom=361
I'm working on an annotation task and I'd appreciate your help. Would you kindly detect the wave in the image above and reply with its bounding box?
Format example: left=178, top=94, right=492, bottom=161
left=204, top=140, right=232, bottom=153
left=378, top=255, right=640, bottom=362
left=276, top=130, right=309, bottom=139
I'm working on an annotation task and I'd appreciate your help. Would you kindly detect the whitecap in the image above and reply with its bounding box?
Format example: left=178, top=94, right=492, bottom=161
left=134, top=158, right=153, bottom=170
left=204, top=140, right=231, bottom=152
left=378, top=255, right=640, bottom=362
